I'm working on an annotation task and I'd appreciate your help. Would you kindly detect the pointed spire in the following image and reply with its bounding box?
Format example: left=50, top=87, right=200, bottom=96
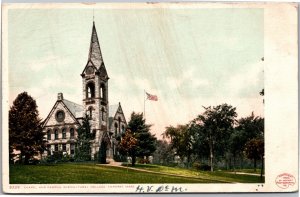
left=88, top=22, right=104, bottom=69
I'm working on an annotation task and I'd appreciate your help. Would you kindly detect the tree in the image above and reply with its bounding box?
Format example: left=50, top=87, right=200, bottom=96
left=75, top=115, right=93, bottom=161
left=231, top=113, right=264, bottom=169
left=152, top=140, right=174, bottom=165
left=164, top=124, right=194, bottom=167
left=228, top=128, right=247, bottom=170
left=9, top=92, right=45, bottom=164
left=127, top=112, right=157, bottom=165
left=119, top=129, right=137, bottom=166
left=236, top=112, right=264, bottom=141
left=193, top=104, right=237, bottom=171
left=244, top=138, right=264, bottom=173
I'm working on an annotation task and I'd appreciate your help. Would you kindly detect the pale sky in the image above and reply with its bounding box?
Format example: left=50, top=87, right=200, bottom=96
left=8, top=8, right=264, bottom=139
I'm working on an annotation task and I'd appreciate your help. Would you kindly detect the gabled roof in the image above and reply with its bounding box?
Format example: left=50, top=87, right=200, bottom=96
left=63, top=99, right=83, bottom=118
left=109, top=104, right=119, bottom=118
left=42, top=93, right=84, bottom=128
left=108, top=103, right=127, bottom=129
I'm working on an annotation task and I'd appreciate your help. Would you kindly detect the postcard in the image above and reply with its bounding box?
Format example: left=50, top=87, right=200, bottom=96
left=2, top=2, right=298, bottom=193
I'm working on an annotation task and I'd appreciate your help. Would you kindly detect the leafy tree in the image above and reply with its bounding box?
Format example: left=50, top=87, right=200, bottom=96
left=127, top=112, right=157, bottom=165
left=244, top=138, right=264, bottom=173
left=152, top=140, right=174, bottom=165
left=9, top=92, right=45, bottom=164
left=119, top=129, right=137, bottom=166
left=228, top=128, right=247, bottom=170
left=236, top=112, right=264, bottom=140
left=164, top=124, right=194, bottom=167
left=193, top=104, right=237, bottom=171
left=75, top=115, right=93, bottom=161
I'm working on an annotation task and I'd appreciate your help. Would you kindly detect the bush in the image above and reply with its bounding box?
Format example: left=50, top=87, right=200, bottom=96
left=193, top=162, right=211, bottom=171
left=113, top=154, right=127, bottom=162
left=138, top=158, right=150, bottom=164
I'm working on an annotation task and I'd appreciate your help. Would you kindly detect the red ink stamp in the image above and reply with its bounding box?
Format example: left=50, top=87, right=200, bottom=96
left=275, top=173, right=296, bottom=189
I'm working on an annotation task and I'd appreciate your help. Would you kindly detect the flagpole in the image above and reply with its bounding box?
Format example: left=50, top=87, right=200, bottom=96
left=144, top=89, right=146, bottom=118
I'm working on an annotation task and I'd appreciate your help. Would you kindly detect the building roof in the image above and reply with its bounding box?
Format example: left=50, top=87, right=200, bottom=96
left=109, top=104, right=119, bottom=118
left=88, top=22, right=104, bottom=69
left=63, top=99, right=83, bottom=118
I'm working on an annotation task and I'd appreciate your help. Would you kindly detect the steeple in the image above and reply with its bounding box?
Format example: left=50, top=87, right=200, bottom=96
left=88, top=22, right=104, bottom=69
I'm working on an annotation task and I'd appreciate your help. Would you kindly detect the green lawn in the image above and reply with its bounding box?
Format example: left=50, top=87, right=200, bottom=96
left=126, top=164, right=264, bottom=183
left=9, top=163, right=264, bottom=184
left=9, top=163, right=218, bottom=184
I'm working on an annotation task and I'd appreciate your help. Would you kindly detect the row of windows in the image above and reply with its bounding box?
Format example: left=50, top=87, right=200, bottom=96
left=114, top=120, right=125, bottom=136
left=86, top=82, right=106, bottom=100
left=87, top=107, right=106, bottom=121
left=46, top=128, right=75, bottom=140
left=47, top=143, right=75, bottom=154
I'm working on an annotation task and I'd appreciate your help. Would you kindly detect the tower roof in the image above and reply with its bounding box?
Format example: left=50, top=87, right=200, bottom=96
left=88, top=22, right=104, bottom=69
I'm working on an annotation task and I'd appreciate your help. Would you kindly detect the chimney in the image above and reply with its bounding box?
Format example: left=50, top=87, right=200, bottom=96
left=57, top=93, right=63, bottom=101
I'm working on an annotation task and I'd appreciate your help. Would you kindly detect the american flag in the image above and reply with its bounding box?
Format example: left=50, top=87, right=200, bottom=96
left=146, top=92, right=158, bottom=101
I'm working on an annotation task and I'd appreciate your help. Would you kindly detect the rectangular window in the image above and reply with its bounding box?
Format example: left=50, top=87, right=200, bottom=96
left=62, top=144, right=66, bottom=151
left=70, top=144, right=75, bottom=155
left=70, top=128, right=75, bottom=139
left=47, top=145, right=51, bottom=154
left=55, top=144, right=58, bottom=152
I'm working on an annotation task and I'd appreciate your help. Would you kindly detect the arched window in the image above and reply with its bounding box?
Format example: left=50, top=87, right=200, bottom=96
left=118, top=117, right=121, bottom=133
left=87, top=107, right=93, bottom=119
left=101, top=107, right=105, bottom=121
left=122, top=125, right=125, bottom=133
left=100, top=84, right=106, bottom=101
left=62, top=128, right=66, bottom=139
left=86, top=82, right=95, bottom=98
left=47, top=130, right=51, bottom=140
left=70, top=128, right=75, bottom=139
left=54, top=129, right=58, bottom=140
left=114, top=123, right=118, bottom=136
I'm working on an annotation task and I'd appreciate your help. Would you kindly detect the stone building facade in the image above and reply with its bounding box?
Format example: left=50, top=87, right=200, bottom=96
left=42, top=22, right=127, bottom=160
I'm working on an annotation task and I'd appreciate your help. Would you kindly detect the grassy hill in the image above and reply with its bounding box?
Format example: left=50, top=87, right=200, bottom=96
left=9, top=163, right=264, bottom=184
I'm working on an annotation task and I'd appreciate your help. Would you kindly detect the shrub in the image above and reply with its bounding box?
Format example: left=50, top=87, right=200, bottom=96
left=193, top=162, right=211, bottom=171
left=138, top=157, right=150, bottom=164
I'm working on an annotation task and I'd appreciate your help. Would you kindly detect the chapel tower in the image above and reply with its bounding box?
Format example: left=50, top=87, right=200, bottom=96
left=81, top=22, right=110, bottom=158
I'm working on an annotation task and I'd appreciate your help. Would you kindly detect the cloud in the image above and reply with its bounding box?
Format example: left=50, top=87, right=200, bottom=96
left=226, top=61, right=264, bottom=98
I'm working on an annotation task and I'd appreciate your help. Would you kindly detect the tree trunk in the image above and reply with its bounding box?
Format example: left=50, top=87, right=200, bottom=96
left=233, top=154, right=236, bottom=172
left=209, top=143, right=213, bottom=172
left=131, top=155, right=136, bottom=167
left=260, top=156, right=264, bottom=181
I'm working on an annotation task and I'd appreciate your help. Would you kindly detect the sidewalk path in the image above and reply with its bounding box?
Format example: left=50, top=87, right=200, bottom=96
left=226, top=172, right=265, bottom=177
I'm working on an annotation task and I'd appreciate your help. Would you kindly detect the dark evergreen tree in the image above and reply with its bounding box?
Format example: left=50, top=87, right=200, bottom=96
left=126, top=112, right=157, bottom=166
left=9, top=92, right=45, bottom=164
left=75, top=115, right=93, bottom=161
